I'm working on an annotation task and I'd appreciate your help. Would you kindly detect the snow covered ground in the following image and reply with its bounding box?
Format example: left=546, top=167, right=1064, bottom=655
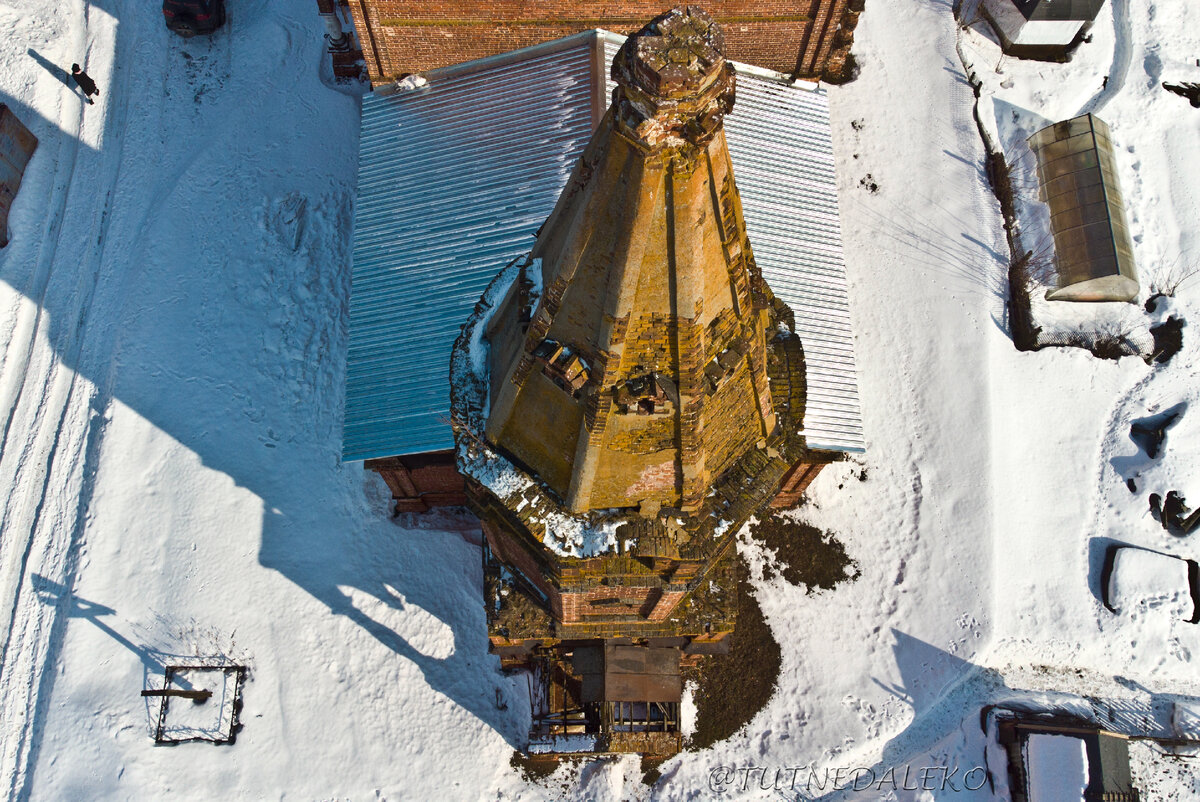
left=0, top=0, right=1196, bottom=800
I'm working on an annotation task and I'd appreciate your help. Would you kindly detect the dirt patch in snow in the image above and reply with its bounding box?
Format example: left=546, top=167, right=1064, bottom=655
left=681, top=520, right=859, bottom=750
left=682, top=558, right=781, bottom=751
left=749, top=515, right=861, bottom=592
left=509, top=752, right=598, bottom=791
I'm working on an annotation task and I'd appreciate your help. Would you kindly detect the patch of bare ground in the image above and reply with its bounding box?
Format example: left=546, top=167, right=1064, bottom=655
left=509, top=752, right=599, bottom=791
left=682, top=557, right=781, bottom=751
left=683, top=522, right=858, bottom=751
left=750, top=515, right=861, bottom=591
left=509, top=751, right=563, bottom=783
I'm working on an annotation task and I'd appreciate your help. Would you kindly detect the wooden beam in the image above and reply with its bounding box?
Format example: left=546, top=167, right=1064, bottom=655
left=141, top=688, right=212, bottom=701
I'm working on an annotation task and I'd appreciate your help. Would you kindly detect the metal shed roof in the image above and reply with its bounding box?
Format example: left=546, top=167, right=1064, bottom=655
left=344, top=31, right=864, bottom=461
left=572, top=644, right=682, bottom=703
left=1011, top=0, right=1106, bottom=22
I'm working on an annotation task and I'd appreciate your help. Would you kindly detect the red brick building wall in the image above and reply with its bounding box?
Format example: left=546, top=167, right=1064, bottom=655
left=770, top=460, right=826, bottom=508
left=481, top=518, right=565, bottom=619
left=345, top=1, right=854, bottom=81
left=367, top=451, right=467, bottom=512
left=0, top=105, right=38, bottom=249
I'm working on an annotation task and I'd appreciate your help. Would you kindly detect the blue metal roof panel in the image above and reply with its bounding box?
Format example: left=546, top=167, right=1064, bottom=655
left=723, top=73, right=865, bottom=454
left=604, top=37, right=863, bottom=454
left=344, top=44, right=596, bottom=461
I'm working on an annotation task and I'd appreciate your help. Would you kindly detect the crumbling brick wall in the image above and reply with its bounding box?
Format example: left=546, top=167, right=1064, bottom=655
left=346, top=0, right=854, bottom=81
left=366, top=451, right=467, bottom=512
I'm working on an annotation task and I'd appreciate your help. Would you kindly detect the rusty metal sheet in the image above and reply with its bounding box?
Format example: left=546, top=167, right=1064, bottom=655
left=572, top=644, right=681, bottom=703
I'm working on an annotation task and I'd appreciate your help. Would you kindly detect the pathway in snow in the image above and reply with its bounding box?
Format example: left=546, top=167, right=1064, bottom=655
left=0, top=4, right=126, bottom=795
left=0, top=1, right=348, bottom=795
left=1077, top=0, right=1132, bottom=116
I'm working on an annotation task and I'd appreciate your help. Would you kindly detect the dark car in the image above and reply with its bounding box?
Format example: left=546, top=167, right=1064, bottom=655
left=163, top=0, right=226, bottom=37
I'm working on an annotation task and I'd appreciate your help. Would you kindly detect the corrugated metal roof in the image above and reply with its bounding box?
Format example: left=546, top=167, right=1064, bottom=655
left=345, top=32, right=864, bottom=461
left=725, top=68, right=864, bottom=453
left=345, top=40, right=597, bottom=460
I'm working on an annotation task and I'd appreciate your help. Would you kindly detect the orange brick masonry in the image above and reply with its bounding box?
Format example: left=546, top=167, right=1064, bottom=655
left=347, top=0, right=851, bottom=80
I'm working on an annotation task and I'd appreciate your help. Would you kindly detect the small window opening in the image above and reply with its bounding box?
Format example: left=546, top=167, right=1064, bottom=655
left=615, top=369, right=675, bottom=415
left=532, top=339, right=590, bottom=396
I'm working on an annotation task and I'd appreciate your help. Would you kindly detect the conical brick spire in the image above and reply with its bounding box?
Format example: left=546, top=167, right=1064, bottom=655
left=447, top=9, right=831, bottom=757
left=484, top=6, right=778, bottom=514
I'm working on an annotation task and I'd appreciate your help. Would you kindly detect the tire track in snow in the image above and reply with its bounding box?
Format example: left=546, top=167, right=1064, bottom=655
left=0, top=95, right=87, bottom=655
left=0, top=5, right=144, bottom=795
left=0, top=132, right=85, bottom=460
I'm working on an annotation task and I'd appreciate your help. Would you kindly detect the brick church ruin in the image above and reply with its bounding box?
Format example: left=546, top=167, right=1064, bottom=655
left=344, top=0, right=865, bottom=757
left=447, top=8, right=841, bottom=756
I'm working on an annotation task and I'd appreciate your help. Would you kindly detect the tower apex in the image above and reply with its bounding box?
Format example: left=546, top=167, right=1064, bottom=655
left=612, top=6, right=736, bottom=147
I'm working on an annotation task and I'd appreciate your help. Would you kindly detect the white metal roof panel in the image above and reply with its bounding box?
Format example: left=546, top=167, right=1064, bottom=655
left=345, top=32, right=864, bottom=460
left=724, top=73, right=865, bottom=453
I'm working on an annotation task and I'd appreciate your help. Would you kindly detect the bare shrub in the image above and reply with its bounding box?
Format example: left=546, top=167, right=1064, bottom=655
left=1008, top=251, right=1042, bottom=351
left=1147, top=258, right=1200, bottom=298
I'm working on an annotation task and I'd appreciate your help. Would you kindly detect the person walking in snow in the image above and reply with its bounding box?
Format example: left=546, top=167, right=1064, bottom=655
left=71, top=64, right=99, bottom=105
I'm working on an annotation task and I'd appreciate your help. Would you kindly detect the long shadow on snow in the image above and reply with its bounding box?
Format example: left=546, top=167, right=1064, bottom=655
left=258, top=501, right=526, bottom=747
left=25, top=50, right=77, bottom=93
left=1, top=1, right=524, bottom=794
left=806, top=630, right=1006, bottom=800
left=29, top=574, right=162, bottom=673
left=846, top=188, right=1008, bottom=302
left=806, top=630, right=1200, bottom=800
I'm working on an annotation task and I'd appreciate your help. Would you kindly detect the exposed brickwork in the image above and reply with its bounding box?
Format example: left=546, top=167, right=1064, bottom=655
left=366, top=451, right=467, bottom=512
left=626, top=458, right=677, bottom=497
left=561, top=587, right=653, bottom=623
left=770, top=461, right=826, bottom=508
left=797, top=0, right=850, bottom=75
left=346, top=1, right=856, bottom=81
left=648, top=590, right=686, bottom=621
left=0, top=105, right=38, bottom=249
left=482, top=517, right=563, bottom=620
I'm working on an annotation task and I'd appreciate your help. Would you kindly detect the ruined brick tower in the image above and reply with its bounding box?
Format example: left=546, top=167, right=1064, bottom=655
left=485, top=9, right=777, bottom=516
left=450, top=6, right=820, bottom=757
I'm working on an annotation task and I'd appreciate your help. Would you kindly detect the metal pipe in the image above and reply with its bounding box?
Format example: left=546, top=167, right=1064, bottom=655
left=320, top=11, right=350, bottom=52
